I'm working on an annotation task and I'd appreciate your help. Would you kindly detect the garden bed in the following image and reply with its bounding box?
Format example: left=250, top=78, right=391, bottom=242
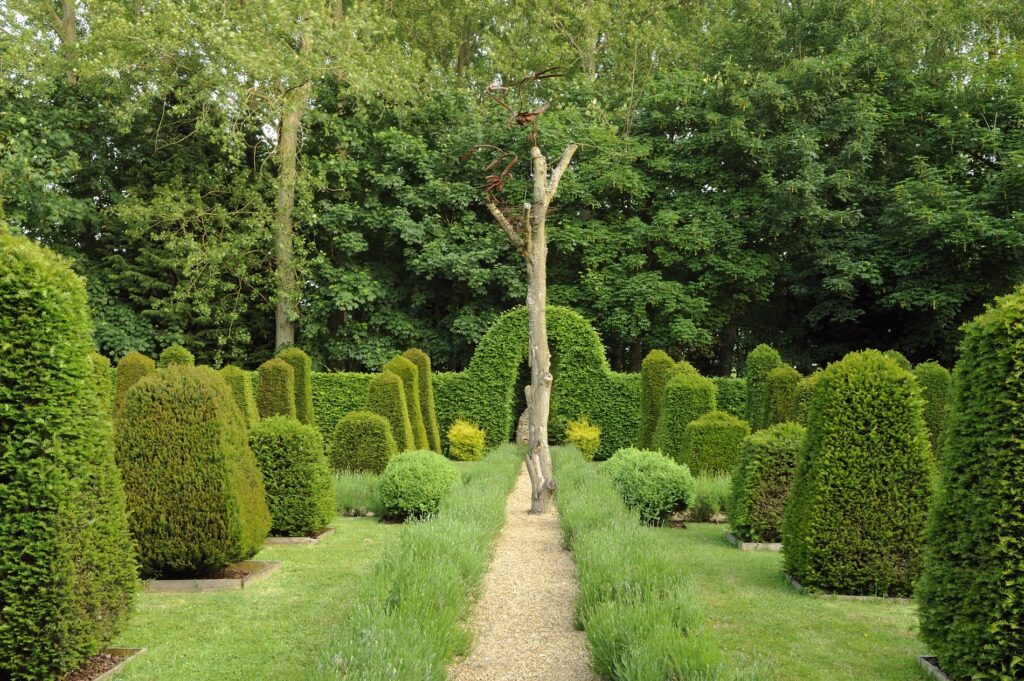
left=786, top=573, right=914, bottom=604
left=62, top=648, right=145, bottom=681
left=264, top=527, right=335, bottom=545
left=143, top=560, right=281, bottom=593
left=725, top=531, right=782, bottom=551
left=917, top=656, right=951, bottom=681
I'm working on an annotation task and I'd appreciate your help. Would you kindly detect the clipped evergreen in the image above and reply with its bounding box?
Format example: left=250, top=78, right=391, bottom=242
left=729, top=423, right=805, bottom=543
left=448, top=419, right=486, bottom=461
left=115, top=350, right=155, bottom=409
left=330, top=410, right=398, bottom=474
left=220, top=364, right=259, bottom=429
left=604, top=448, right=696, bottom=524
left=710, top=376, right=747, bottom=418
left=249, top=416, right=334, bottom=536
left=383, top=355, right=429, bottom=449
left=277, top=347, right=315, bottom=426
left=677, top=410, right=751, bottom=476
left=158, top=343, right=195, bottom=368
left=782, top=351, right=932, bottom=597
left=655, top=372, right=716, bottom=461
left=378, top=450, right=460, bottom=520
left=792, top=371, right=822, bottom=424
left=89, top=351, right=114, bottom=416
left=116, top=366, right=271, bottom=577
left=765, top=365, right=801, bottom=426
left=257, top=357, right=297, bottom=420
left=1, top=233, right=136, bottom=679
left=366, top=371, right=415, bottom=451
left=637, top=350, right=677, bottom=448
left=883, top=349, right=912, bottom=370
left=918, top=290, right=1024, bottom=678
left=564, top=416, right=600, bottom=461
left=744, top=344, right=783, bottom=430
left=403, top=348, right=442, bottom=452
left=913, top=361, right=951, bottom=456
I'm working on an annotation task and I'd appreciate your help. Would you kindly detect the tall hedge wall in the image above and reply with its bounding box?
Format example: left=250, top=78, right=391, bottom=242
left=710, top=377, right=747, bottom=418
left=913, top=361, right=951, bottom=456
left=654, top=372, right=716, bottom=461
left=220, top=365, right=259, bottom=429
left=782, top=351, right=932, bottom=597
left=403, top=348, right=442, bottom=453
left=257, top=357, right=297, bottom=420
left=765, top=365, right=801, bottom=426
left=366, top=371, right=415, bottom=451
left=277, top=347, right=315, bottom=426
left=0, top=234, right=136, bottom=680
left=383, top=355, right=429, bottom=450
left=744, top=344, right=783, bottom=430
left=917, top=290, right=1024, bottom=679
left=115, top=350, right=155, bottom=410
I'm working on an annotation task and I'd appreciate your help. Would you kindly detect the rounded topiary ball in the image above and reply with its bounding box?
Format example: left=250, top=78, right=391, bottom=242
left=603, top=447, right=695, bottom=524
left=377, top=451, right=459, bottom=520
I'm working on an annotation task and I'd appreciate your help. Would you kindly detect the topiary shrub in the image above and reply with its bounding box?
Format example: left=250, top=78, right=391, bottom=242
left=603, top=448, right=695, bottom=524
left=158, top=343, right=195, bottom=368
left=311, top=371, right=373, bottom=435
left=403, top=348, right=442, bottom=453
left=565, top=416, right=600, bottom=461
left=765, top=365, right=801, bottom=426
left=677, top=410, right=751, bottom=476
left=116, top=366, right=271, bottom=577
left=792, top=371, right=822, bottom=424
left=917, top=289, right=1024, bottom=678
left=729, top=423, right=805, bottom=543
left=383, top=355, right=429, bottom=450
left=744, top=344, right=783, bottom=430
left=883, top=349, right=912, bottom=371
left=249, top=416, right=334, bottom=536
left=710, top=376, right=747, bottom=418
left=782, top=350, right=932, bottom=597
left=220, top=365, right=259, bottom=429
left=366, top=371, right=415, bottom=451
left=913, top=361, right=951, bottom=456
left=447, top=419, right=486, bottom=461
left=116, top=350, right=155, bottom=410
left=89, top=351, right=114, bottom=416
left=378, top=450, right=460, bottom=520
left=654, top=372, right=716, bottom=460
left=0, top=234, right=137, bottom=680
left=277, top=347, right=315, bottom=426
left=257, top=357, right=297, bottom=420
left=637, top=350, right=677, bottom=448
left=330, top=410, right=398, bottom=474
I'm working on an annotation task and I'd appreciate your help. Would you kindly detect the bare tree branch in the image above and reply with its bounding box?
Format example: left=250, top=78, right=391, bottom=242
left=485, top=195, right=525, bottom=253
left=545, top=143, right=578, bottom=207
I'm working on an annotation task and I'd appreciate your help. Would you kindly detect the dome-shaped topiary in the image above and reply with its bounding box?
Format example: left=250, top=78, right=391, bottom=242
left=603, top=448, right=696, bottom=524
left=378, top=450, right=460, bottom=520
left=917, top=289, right=1024, bottom=678
left=220, top=365, right=259, bottom=429
left=678, top=410, right=751, bottom=476
left=913, top=361, right=951, bottom=456
left=366, top=371, right=415, bottom=451
left=447, top=419, right=486, bottom=461
left=158, top=343, right=195, bottom=368
left=744, top=344, right=783, bottom=430
left=765, top=365, right=801, bottom=426
left=257, top=357, right=297, bottom=420
left=782, top=350, right=932, bottom=597
left=329, top=410, right=398, bottom=474
left=402, top=348, right=442, bottom=452
left=116, top=366, right=271, bottom=577
left=383, top=355, right=429, bottom=450
left=115, top=350, right=155, bottom=410
left=0, top=233, right=136, bottom=679
left=276, top=347, right=315, bottom=426
left=249, top=416, right=334, bottom=537
left=729, top=423, right=805, bottom=543
left=637, top=350, right=677, bottom=448
left=654, top=372, right=716, bottom=460
left=883, top=349, right=912, bottom=371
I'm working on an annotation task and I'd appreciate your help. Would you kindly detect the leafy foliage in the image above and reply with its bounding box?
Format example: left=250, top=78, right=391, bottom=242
left=729, top=423, right=805, bottom=543
left=366, top=371, right=415, bottom=451
left=329, top=410, right=398, bottom=474
left=604, top=448, right=696, bottom=524
left=257, top=358, right=297, bottom=420
left=277, top=347, right=315, bottom=426
left=678, top=410, right=751, bottom=476
left=447, top=419, right=486, bottom=462
left=220, top=365, right=259, bottom=429
left=115, top=351, right=155, bottom=410
left=913, top=361, right=951, bottom=456
left=383, top=355, right=430, bottom=450
left=655, top=372, right=717, bottom=461
left=765, top=365, right=801, bottom=426
left=377, top=450, right=460, bottom=520
left=403, top=348, right=442, bottom=452
left=565, top=416, right=601, bottom=461
left=744, top=345, right=782, bottom=430
left=158, top=344, right=195, bottom=368
left=882, top=350, right=912, bottom=371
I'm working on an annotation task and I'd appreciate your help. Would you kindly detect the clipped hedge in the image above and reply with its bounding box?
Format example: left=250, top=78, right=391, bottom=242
left=918, top=289, right=1024, bottom=678
left=384, top=355, right=430, bottom=450
left=603, top=448, right=695, bottom=524
left=311, top=371, right=372, bottom=435
left=89, top=351, right=114, bottom=416
left=729, top=423, right=805, bottom=543
left=366, top=371, right=415, bottom=451
left=0, top=234, right=137, bottom=680
left=277, top=347, right=315, bottom=426
left=448, top=419, right=486, bottom=461
left=220, top=365, right=259, bottom=429
left=158, top=343, right=194, bottom=368
left=378, top=450, right=460, bottom=520
left=678, top=410, right=751, bottom=476
left=116, top=366, right=271, bottom=577
left=115, top=350, right=155, bottom=410
left=257, top=357, right=297, bottom=420
left=330, top=410, right=398, bottom=474
left=638, top=350, right=677, bottom=449
left=792, top=371, right=822, bottom=424
left=765, top=365, right=801, bottom=426
left=403, top=348, right=442, bottom=453
left=654, top=371, right=716, bottom=460
left=913, top=361, right=951, bottom=456
left=744, top=344, right=783, bottom=430
left=782, top=350, right=932, bottom=597
left=564, top=416, right=600, bottom=461
left=883, top=349, right=912, bottom=371
left=710, top=376, right=747, bottom=418
left=249, top=416, right=334, bottom=536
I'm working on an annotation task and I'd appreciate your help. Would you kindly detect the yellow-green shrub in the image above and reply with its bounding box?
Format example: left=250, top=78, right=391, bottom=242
left=654, top=372, right=716, bottom=461
left=448, top=419, right=486, bottom=461
left=766, top=365, right=801, bottom=426
left=565, top=416, right=600, bottom=461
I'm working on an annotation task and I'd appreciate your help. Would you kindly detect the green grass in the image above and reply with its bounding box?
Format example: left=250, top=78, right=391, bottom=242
left=110, top=517, right=399, bottom=680
left=333, top=472, right=381, bottom=516
left=656, top=524, right=931, bottom=681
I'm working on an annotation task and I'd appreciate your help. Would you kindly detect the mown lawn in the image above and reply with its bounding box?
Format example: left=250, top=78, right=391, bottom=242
left=656, top=524, right=931, bottom=681
left=111, top=517, right=399, bottom=680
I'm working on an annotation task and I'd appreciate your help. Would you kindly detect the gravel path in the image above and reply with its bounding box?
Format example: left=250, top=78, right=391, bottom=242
left=449, top=465, right=598, bottom=681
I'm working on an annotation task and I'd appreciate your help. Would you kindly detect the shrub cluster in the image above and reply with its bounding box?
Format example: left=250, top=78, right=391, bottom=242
left=383, top=355, right=430, bottom=449
left=782, top=350, right=932, bottom=597
left=0, top=234, right=137, bottom=680
left=220, top=364, right=259, bottom=429
left=765, top=365, right=801, bottom=426
left=655, top=371, right=716, bottom=461
left=116, top=350, right=155, bottom=410
left=277, top=347, right=315, bottom=426
left=116, top=366, right=271, bottom=577
left=744, top=344, right=782, bottom=430
left=330, top=410, right=398, bottom=474
left=447, top=419, right=486, bottom=461
left=249, top=416, right=334, bottom=536
left=917, top=289, right=1024, bottom=679
left=366, top=371, right=414, bottom=450
left=257, top=357, right=297, bottom=419
left=729, top=423, right=805, bottom=543
left=403, top=348, right=442, bottom=452
left=603, top=448, right=695, bottom=524
left=564, top=416, right=600, bottom=461
left=378, top=450, right=461, bottom=520
left=678, top=410, right=751, bottom=476
left=913, top=361, right=951, bottom=456
left=710, top=376, right=747, bottom=418
left=158, top=343, right=195, bottom=368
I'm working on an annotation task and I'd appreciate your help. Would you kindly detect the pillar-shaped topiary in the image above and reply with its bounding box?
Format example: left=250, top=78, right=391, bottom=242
left=89, top=351, right=114, bottom=416
left=913, top=361, right=951, bottom=456
left=1, top=233, right=137, bottom=679
left=330, top=410, right=398, bottom=474
left=792, top=371, right=822, bottom=424
left=220, top=365, right=259, bottom=429
left=116, top=366, right=271, bottom=577
left=637, top=350, right=677, bottom=449
left=917, top=290, right=1024, bottom=678
left=403, top=348, right=442, bottom=452
left=383, top=355, right=429, bottom=449
left=765, top=365, right=801, bottom=426
left=116, top=350, right=155, bottom=410
left=677, top=410, right=750, bottom=476
left=710, top=376, right=747, bottom=418
left=655, top=372, right=717, bottom=461
left=744, top=344, right=783, bottom=430
left=158, top=343, right=195, bottom=368
left=257, top=357, right=297, bottom=420
left=782, top=350, right=932, bottom=597
left=729, top=423, right=805, bottom=543
left=249, top=416, right=334, bottom=537
left=366, top=371, right=415, bottom=451
left=277, top=347, right=315, bottom=426
left=378, top=450, right=460, bottom=520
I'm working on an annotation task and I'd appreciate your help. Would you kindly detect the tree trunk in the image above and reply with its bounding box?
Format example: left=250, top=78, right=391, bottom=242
left=52, top=0, right=78, bottom=85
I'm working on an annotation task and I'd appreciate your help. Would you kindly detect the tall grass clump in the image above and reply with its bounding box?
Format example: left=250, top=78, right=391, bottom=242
left=690, top=473, right=733, bottom=522
left=334, top=473, right=381, bottom=517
